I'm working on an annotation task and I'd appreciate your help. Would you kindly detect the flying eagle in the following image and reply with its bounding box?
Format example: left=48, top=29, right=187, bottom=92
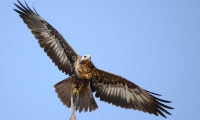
left=14, top=0, right=173, bottom=119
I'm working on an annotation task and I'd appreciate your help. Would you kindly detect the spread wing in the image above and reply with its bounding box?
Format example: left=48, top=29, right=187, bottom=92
left=91, top=69, right=174, bottom=118
left=14, top=0, right=79, bottom=75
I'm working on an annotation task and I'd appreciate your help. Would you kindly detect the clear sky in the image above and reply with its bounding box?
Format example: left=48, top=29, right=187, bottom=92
left=0, top=0, right=200, bottom=120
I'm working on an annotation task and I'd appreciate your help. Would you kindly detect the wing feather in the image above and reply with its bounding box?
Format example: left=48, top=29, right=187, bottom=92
left=91, top=68, right=174, bottom=118
left=14, top=0, right=79, bottom=75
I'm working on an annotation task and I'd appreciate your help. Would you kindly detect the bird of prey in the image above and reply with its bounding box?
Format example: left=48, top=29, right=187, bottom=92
left=14, top=0, right=173, bottom=119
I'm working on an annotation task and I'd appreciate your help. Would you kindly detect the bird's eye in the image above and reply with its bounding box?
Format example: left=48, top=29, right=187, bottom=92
left=84, top=56, right=87, bottom=58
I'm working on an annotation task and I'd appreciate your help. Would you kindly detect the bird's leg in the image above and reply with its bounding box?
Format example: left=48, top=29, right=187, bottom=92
left=70, top=93, right=76, bottom=120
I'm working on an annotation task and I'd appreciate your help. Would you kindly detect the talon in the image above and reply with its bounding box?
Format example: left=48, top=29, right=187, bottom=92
left=73, top=88, right=78, bottom=95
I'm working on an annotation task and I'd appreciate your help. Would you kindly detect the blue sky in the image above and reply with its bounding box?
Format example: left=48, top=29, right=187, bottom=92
left=0, top=0, right=200, bottom=120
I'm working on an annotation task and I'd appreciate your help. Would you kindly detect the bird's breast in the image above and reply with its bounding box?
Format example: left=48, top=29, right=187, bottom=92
left=75, top=61, right=94, bottom=80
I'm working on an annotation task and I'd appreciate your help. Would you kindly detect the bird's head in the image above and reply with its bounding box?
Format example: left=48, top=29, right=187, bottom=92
left=79, top=55, right=91, bottom=65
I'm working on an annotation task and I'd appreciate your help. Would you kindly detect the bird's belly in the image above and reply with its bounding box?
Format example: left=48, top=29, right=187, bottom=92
left=72, top=78, right=89, bottom=96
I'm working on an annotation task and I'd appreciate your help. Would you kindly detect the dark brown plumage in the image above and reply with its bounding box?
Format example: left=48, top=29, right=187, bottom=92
left=14, top=0, right=174, bottom=119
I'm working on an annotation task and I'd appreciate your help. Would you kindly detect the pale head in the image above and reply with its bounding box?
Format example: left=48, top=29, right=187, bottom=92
left=79, top=55, right=91, bottom=65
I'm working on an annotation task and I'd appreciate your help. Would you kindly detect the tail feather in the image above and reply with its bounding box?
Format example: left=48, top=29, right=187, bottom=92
left=54, top=77, right=73, bottom=108
left=75, top=85, right=98, bottom=112
left=54, top=76, right=98, bottom=112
